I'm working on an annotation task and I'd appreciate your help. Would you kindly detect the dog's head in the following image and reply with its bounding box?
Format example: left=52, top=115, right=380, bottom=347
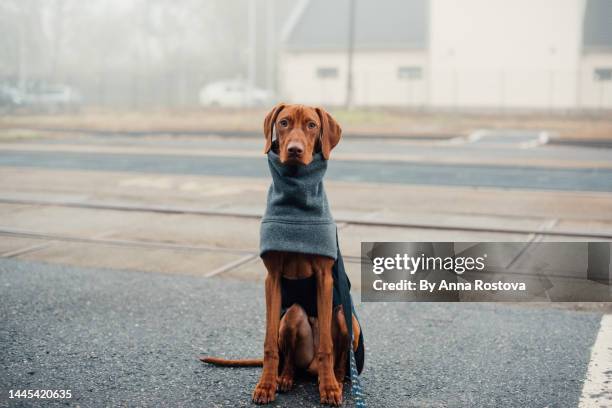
left=263, top=103, right=342, bottom=165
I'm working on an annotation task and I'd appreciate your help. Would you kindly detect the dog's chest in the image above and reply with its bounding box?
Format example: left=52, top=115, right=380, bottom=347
left=280, top=254, right=317, bottom=318
left=281, top=253, right=315, bottom=279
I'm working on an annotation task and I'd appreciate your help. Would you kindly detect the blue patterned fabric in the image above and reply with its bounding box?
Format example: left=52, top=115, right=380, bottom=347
left=350, top=332, right=366, bottom=407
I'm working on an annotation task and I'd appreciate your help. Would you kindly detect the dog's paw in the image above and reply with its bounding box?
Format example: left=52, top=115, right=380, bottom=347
left=252, top=380, right=276, bottom=404
left=319, top=378, right=343, bottom=406
left=277, top=373, right=294, bottom=392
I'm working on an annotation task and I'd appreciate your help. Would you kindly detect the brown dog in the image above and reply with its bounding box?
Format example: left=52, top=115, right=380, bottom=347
left=202, top=104, right=361, bottom=406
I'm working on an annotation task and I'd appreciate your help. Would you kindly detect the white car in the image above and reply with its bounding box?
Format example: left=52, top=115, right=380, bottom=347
left=198, top=80, right=273, bottom=108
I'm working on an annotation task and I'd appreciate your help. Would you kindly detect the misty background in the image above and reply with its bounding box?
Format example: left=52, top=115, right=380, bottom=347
left=1, top=0, right=611, bottom=111
left=0, top=0, right=294, bottom=109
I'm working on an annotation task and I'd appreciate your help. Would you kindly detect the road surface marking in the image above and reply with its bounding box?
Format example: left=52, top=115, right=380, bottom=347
left=467, top=129, right=487, bottom=143
left=520, top=131, right=550, bottom=149
left=579, top=314, right=612, bottom=407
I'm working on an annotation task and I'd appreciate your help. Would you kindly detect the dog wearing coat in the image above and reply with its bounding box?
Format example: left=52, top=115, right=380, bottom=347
left=201, top=104, right=364, bottom=406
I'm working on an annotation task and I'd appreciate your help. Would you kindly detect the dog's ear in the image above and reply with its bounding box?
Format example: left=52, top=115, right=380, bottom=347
left=315, top=107, right=342, bottom=160
left=263, top=103, right=285, bottom=154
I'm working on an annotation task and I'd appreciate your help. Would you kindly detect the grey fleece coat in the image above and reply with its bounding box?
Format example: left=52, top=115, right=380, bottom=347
left=259, top=150, right=337, bottom=259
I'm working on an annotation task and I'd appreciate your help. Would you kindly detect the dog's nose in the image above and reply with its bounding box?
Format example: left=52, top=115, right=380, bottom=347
left=287, top=142, right=304, bottom=157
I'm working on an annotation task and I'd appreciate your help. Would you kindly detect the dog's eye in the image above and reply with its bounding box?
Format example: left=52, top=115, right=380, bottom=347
left=279, top=119, right=289, bottom=127
left=307, top=122, right=317, bottom=129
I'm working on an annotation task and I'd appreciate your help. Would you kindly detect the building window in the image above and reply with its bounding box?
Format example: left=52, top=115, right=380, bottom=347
left=594, top=68, right=612, bottom=82
left=398, top=66, right=423, bottom=80
left=316, top=67, right=338, bottom=79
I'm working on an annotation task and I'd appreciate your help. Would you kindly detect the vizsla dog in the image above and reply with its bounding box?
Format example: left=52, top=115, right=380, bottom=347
left=201, top=104, right=362, bottom=406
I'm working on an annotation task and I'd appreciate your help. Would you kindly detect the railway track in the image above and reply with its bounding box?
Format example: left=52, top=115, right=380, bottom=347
left=0, top=226, right=363, bottom=279
left=1, top=195, right=610, bottom=279
left=1, top=196, right=611, bottom=239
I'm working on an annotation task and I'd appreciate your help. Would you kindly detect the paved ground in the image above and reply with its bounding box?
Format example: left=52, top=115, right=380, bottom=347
left=0, top=128, right=611, bottom=407
left=0, top=259, right=603, bottom=408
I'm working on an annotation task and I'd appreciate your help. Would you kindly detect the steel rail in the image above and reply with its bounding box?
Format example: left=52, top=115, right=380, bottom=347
left=1, top=196, right=611, bottom=239
left=0, top=227, right=364, bottom=264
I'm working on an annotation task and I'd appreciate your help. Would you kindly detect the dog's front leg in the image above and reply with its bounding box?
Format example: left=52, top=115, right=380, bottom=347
left=253, top=256, right=282, bottom=404
left=315, top=259, right=343, bottom=406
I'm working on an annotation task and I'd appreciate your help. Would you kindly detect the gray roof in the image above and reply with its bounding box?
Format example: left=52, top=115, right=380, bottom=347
left=284, top=0, right=428, bottom=51
left=583, top=0, right=612, bottom=50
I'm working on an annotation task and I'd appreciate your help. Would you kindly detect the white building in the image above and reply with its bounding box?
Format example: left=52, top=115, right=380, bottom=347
left=279, top=0, right=429, bottom=107
left=279, top=0, right=612, bottom=110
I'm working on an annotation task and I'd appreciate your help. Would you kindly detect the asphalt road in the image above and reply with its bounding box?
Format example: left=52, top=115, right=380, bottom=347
left=1, top=150, right=612, bottom=192
left=0, top=259, right=602, bottom=407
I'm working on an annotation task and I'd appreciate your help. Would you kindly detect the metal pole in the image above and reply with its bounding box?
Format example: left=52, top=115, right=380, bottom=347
left=266, top=0, right=276, bottom=92
left=345, top=0, right=356, bottom=109
left=17, top=4, right=27, bottom=91
left=247, top=0, right=257, bottom=105
left=51, top=0, right=65, bottom=82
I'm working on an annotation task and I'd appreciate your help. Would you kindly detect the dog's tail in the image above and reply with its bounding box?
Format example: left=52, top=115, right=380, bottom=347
left=199, top=356, right=263, bottom=367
